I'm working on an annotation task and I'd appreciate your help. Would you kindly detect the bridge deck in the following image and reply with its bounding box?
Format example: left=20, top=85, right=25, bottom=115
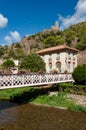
left=0, top=73, right=73, bottom=89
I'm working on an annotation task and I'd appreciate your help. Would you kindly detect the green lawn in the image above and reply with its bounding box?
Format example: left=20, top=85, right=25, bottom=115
left=32, top=92, right=74, bottom=108
left=0, top=86, right=33, bottom=100
left=32, top=92, right=86, bottom=112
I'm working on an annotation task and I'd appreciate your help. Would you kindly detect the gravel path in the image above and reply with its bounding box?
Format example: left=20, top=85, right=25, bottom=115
left=67, top=94, right=86, bottom=106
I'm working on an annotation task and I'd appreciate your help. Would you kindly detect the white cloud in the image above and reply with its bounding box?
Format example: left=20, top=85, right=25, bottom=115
left=10, top=31, right=21, bottom=41
left=4, top=36, right=12, bottom=44
left=0, top=13, right=8, bottom=28
left=58, top=0, right=86, bottom=29
left=4, top=31, right=21, bottom=44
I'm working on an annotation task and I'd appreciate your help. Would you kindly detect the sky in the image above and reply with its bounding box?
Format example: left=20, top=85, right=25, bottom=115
left=0, top=0, right=86, bottom=46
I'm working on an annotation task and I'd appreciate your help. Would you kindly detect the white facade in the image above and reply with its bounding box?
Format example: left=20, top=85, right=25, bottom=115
left=37, top=45, right=78, bottom=73
left=10, top=60, right=19, bottom=74
left=0, top=59, right=19, bottom=74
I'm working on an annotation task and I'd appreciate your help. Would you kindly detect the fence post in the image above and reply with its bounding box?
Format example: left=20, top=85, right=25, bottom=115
left=11, top=75, right=14, bottom=87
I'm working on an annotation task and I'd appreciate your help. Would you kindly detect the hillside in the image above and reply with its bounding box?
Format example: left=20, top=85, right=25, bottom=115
left=0, top=22, right=86, bottom=65
left=64, top=22, right=86, bottom=50
left=77, top=50, right=86, bottom=65
left=20, top=22, right=86, bottom=53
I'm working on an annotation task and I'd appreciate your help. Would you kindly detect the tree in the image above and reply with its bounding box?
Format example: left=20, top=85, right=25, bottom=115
left=15, top=42, right=21, bottom=48
left=65, top=30, right=75, bottom=45
left=56, top=36, right=65, bottom=45
left=72, top=65, right=86, bottom=85
left=2, top=59, right=15, bottom=73
left=19, top=53, right=45, bottom=72
left=15, top=48, right=25, bottom=59
left=8, top=47, right=15, bottom=58
left=0, top=47, right=4, bottom=57
left=44, top=36, right=57, bottom=48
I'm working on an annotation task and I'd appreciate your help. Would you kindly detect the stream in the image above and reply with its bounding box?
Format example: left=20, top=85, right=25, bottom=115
left=0, top=101, right=86, bottom=130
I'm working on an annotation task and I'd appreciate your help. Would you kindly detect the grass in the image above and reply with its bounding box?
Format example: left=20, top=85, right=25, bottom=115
left=0, top=86, right=34, bottom=100
left=68, top=104, right=86, bottom=112
left=32, top=92, right=86, bottom=112
left=32, top=92, right=74, bottom=108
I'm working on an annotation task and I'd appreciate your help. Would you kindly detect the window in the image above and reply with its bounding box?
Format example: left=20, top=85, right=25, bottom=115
left=68, top=52, right=71, bottom=60
left=56, top=53, right=60, bottom=60
left=73, top=55, right=76, bottom=60
left=48, top=54, right=52, bottom=61
left=73, top=62, right=75, bottom=69
left=68, top=56, right=71, bottom=60
left=56, top=61, right=61, bottom=72
left=68, top=61, right=71, bottom=70
left=49, top=62, right=52, bottom=70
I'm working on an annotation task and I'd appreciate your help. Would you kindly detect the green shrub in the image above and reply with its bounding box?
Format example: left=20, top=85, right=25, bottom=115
left=58, top=83, right=86, bottom=95
left=68, top=104, right=86, bottom=112
left=72, top=65, right=86, bottom=85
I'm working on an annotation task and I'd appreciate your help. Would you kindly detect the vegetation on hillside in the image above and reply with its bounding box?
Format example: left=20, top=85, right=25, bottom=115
left=0, top=22, right=86, bottom=59
left=29, top=22, right=86, bottom=50
left=64, top=22, right=86, bottom=50
left=0, top=43, right=25, bottom=60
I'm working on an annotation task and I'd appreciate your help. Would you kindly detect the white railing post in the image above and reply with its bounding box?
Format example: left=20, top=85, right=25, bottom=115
left=39, top=74, right=41, bottom=83
left=11, top=75, right=14, bottom=87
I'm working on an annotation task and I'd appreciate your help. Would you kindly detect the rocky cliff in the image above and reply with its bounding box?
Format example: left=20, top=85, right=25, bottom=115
left=77, top=50, right=86, bottom=65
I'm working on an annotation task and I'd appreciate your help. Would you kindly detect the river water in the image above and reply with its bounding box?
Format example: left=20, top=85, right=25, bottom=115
left=0, top=101, right=86, bottom=130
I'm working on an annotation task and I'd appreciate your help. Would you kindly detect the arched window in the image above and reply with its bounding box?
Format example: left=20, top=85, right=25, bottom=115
left=49, top=62, right=52, bottom=70
left=56, top=61, right=61, bottom=72
left=68, top=61, right=71, bottom=70
left=73, top=62, right=75, bottom=69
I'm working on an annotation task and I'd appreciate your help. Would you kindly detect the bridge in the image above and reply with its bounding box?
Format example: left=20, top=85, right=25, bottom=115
left=0, top=73, right=73, bottom=89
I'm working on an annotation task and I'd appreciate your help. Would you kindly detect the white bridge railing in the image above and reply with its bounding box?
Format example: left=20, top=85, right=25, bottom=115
left=0, top=73, right=73, bottom=89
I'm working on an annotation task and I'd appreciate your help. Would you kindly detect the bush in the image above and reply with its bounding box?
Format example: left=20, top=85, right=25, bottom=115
left=50, top=69, right=58, bottom=74
left=58, top=83, right=86, bottom=95
left=72, top=65, right=86, bottom=85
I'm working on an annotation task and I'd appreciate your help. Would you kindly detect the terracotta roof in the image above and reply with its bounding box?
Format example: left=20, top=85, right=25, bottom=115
left=37, top=45, right=79, bottom=54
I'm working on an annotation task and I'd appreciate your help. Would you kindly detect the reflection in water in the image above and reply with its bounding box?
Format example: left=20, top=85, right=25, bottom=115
left=0, top=110, right=16, bottom=124
left=0, top=101, right=17, bottom=110
left=0, top=101, right=86, bottom=130
left=0, top=101, right=18, bottom=125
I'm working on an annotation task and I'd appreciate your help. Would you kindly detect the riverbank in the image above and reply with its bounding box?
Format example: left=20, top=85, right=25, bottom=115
left=0, top=83, right=86, bottom=112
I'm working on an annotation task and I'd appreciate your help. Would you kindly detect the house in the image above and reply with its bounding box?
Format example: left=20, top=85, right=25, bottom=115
left=11, top=59, right=19, bottom=74
left=0, top=59, right=19, bottom=74
left=37, top=45, right=79, bottom=73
